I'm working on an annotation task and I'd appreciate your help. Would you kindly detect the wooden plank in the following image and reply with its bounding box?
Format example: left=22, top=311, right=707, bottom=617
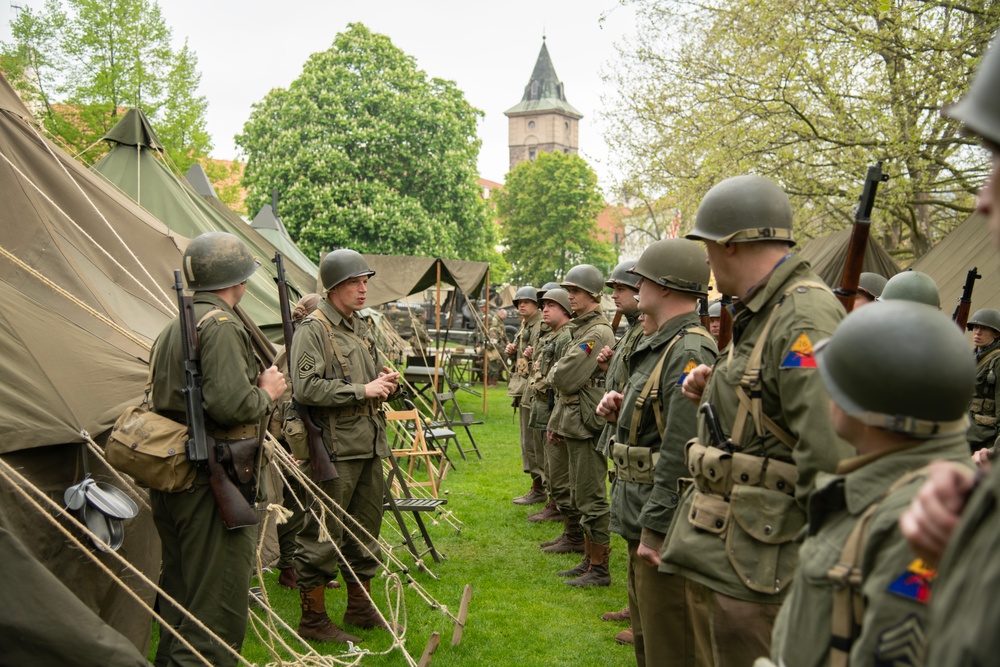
left=451, top=584, right=473, bottom=646
left=418, top=631, right=441, bottom=667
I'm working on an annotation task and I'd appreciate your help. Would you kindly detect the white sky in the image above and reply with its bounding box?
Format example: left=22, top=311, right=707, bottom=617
left=0, top=0, right=637, bottom=189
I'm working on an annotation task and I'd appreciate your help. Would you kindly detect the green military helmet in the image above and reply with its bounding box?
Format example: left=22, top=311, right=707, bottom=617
left=540, top=287, right=573, bottom=316
left=182, top=231, right=260, bottom=291
left=514, top=286, right=539, bottom=305
left=943, top=35, right=1000, bottom=147
left=687, top=175, right=796, bottom=246
left=561, top=264, right=605, bottom=298
left=628, top=238, right=710, bottom=297
left=320, top=249, right=375, bottom=292
left=880, top=271, right=940, bottom=308
left=816, top=300, right=975, bottom=437
left=857, top=272, right=888, bottom=299
left=605, top=260, right=641, bottom=290
left=708, top=300, right=722, bottom=318
left=537, top=281, right=561, bottom=297
left=968, top=308, right=1000, bottom=333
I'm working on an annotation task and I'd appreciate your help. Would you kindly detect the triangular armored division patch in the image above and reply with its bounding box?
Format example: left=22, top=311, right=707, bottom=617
left=780, top=332, right=818, bottom=368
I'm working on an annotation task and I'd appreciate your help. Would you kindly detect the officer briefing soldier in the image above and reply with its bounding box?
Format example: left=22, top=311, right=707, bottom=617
left=506, top=286, right=548, bottom=506
left=761, top=301, right=974, bottom=667
left=966, top=308, right=1000, bottom=457
left=596, top=240, right=718, bottom=666
left=290, top=249, right=401, bottom=644
left=149, top=232, right=286, bottom=667
left=548, top=265, right=616, bottom=586
left=854, top=272, right=887, bottom=309
left=659, top=175, right=850, bottom=665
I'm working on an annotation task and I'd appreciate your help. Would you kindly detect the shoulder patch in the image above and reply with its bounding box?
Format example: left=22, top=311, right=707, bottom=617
left=297, top=352, right=317, bottom=379
left=886, top=558, right=936, bottom=604
left=875, top=614, right=926, bottom=666
left=579, top=340, right=595, bottom=356
left=780, top=332, right=818, bottom=368
left=678, top=359, right=698, bottom=385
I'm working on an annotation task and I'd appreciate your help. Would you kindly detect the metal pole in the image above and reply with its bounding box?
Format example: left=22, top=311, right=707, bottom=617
left=433, top=262, right=442, bottom=393
left=482, top=267, right=489, bottom=413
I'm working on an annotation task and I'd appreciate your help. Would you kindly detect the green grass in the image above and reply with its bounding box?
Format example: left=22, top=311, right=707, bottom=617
left=154, top=385, right=635, bottom=665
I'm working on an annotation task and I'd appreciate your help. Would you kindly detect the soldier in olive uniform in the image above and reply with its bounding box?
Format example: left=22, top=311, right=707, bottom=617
left=708, top=300, right=723, bottom=342
left=506, top=286, right=548, bottom=506
left=880, top=271, right=941, bottom=308
left=597, top=240, right=718, bottom=665
left=479, top=301, right=509, bottom=386
left=761, top=301, right=974, bottom=667
left=854, top=272, right=887, bottom=309
left=549, top=265, right=617, bottom=585
left=898, top=39, right=1000, bottom=664
left=966, top=308, right=1000, bottom=456
left=660, top=175, right=851, bottom=666
left=291, top=249, right=401, bottom=644
left=150, top=232, right=287, bottom=667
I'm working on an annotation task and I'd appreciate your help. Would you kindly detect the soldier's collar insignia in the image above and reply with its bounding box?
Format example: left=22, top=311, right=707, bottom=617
left=780, top=332, right=818, bottom=368
left=580, top=340, right=595, bottom=356
left=886, top=558, right=936, bottom=604
left=297, top=352, right=316, bottom=379
left=678, top=359, right=698, bottom=385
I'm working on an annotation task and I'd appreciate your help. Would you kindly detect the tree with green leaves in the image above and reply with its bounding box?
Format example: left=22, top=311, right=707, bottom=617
left=237, top=23, right=493, bottom=261
left=496, top=151, right=613, bottom=286
left=1, top=0, right=210, bottom=166
left=606, top=0, right=1000, bottom=260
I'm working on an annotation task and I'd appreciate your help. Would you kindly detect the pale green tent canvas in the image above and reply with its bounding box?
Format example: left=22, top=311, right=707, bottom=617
left=797, top=227, right=902, bottom=289
left=911, top=213, right=1000, bottom=314
left=251, top=203, right=321, bottom=280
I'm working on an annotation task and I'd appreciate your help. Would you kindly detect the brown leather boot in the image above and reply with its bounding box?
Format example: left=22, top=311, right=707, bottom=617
left=343, top=580, right=401, bottom=634
left=566, top=542, right=611, bottom=587
left=278, top=567, right=297, bottom=589
left=298, top=586, right=362, bottom=644
left=512, top=477, right=546, bottom=505
left=601, top=606, right=631, bottom=622
left=527, top=500, right=562, bottom=522
left=541, top=519, right=585, bottom=554
left=615, top=627, right=634, bottom=645
left=558, top=536, right=591, bottom=577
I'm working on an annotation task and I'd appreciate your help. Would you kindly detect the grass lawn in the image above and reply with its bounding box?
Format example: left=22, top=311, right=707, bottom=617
left=153, top=384, right=637, bottom=665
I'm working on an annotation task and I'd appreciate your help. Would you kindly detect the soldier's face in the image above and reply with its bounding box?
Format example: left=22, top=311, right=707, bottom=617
left=542, top=301, right=568, bottom=327
left=710, top=317, right=720, bottom=339
left=517, top=300, right=538, bottom=319
left=972, top=324, right=999, bottom=348
left=611, top=284, right=638, bottom=314
left=328, top=275, right=368, bottom=314
left=704, top=242, right=736, bottom=295
left=565, top=285, right=596, bottom=314
left=979, top=151, right=1000, bottom=250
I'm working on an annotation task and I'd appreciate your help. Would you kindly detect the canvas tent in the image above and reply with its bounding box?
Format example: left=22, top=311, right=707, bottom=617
left=361, top=255, right=490, bottom=308
left=250, top=202, right=321, bottom=279
left=796, top=227, right=902, bottom=289
left=0, top=73, right=171, bottom=651
left=911, top=213, right=1000, bottom=314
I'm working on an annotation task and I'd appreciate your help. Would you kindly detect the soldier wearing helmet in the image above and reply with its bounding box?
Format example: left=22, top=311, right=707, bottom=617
left=880, top=270, right=941, bottom=308
left=290, top=248, right=401, bottom=644
left=658, top=175, right=850, bottom=664
left=765, top=301, right=974, bottom=667
left=595, top=239, right=718, bottom=663
left=529, top=288, right=579, bottom=550
left=966, top=308, right=1000, bottom=457
left=855, top=272, right=888, bottom=308
left=544, top=265, right=617, bottom=586
left=707, top=299, right=723, bottom=341
left=506, top=286, right=548, bottom=507
left=149, top=232, right=287, bottom=666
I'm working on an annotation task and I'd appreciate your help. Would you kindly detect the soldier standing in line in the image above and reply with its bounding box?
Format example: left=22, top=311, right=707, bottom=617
left=760, top=301, right=974, bottom=667
left=660, top=175, right=850, bottom=665
left=291, top=249, right=401, bottom=644
left=506, top=286, right=548, bottom=507
left=966, top=308, right=1000, bottom=457
left=150, top=232, right=287, bottom=667
left=548, top=265, right=617, bottom=586
left=479, top=300, right=509, bottom=386
left=854, top=272, right=887, bottom=309
left=593, top=260, right=644, bottom=639
left=597, top=240, right=718, bottom=665
left=707, top=300, right=723, bottom=342
left=879, top=271, right=941, bottom=308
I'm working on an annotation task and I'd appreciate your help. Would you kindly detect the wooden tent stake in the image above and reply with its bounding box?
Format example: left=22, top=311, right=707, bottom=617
left=418, top=631, right=441, bottom=667
left=451, top=583, right=473, bottom=646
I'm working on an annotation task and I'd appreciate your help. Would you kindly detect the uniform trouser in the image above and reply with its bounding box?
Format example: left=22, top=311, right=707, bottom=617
left=685, top=578, right=781, bottom=667
left=519, top=406, right=546, bottom=487
left=276, top=473, right=307, bottom=568
left=543, top=434, right=572, bottom=516
left=151, top=481, right=256, bottom=667
left=564, top=436, right=610, bottom=544
left=627, top=540, right=692, bottom=667
left=294, top=457, right=385, bottom=589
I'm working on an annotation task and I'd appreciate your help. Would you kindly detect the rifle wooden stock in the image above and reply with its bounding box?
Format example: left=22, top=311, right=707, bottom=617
left=835, top=162, right=888, bottom=312
left=699, top=298, right=711, bottom=331
left=717, top=295, right=734, bottom=350
left=953, top=267, right=981, bottom=331
left=273, top=253, right=338, bottom=483
left=611, top=310, right=623, bottom=334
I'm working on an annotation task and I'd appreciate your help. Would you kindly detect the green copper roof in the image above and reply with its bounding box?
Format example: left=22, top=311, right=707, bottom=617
left=504, top=40, right=582, bottom=118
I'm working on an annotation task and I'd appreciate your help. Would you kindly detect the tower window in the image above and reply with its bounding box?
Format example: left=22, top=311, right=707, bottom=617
left=528, top=120, right=535, bottom=129
left=564, top=121, right=569, bottom=129
left=530, top=81, right=539, bottom=98
left=529, top=149, right=537, bottom=161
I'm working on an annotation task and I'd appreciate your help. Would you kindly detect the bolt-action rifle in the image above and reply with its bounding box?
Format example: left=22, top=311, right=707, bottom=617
left=174, top=270, right=259, bottom=529
left=699, top=298, right=711, bottom=331
left=952, top=267, right=982, bottom=332
left=717, top=295, right=734, bottom=350
left=273, top=253, right=339, bottom=484
left=834, top=162, right=889, bottom=312
left=699, top=402, right=734, bottom=454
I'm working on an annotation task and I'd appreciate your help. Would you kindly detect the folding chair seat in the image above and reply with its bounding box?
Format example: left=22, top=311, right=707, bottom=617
left=433, top=391, right=483, bottom=460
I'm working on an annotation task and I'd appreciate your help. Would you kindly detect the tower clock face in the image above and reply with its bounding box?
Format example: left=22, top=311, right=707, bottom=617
left=529, top=121, right=535, bottom=129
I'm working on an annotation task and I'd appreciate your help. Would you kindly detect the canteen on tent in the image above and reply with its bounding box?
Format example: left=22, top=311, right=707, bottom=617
left=796, top=227, right=902, bottom=290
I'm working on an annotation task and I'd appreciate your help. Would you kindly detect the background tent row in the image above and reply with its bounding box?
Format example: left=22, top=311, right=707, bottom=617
left=796, top=228, right=902, bottom=289
left=911, top=213, right=1000, bottom=315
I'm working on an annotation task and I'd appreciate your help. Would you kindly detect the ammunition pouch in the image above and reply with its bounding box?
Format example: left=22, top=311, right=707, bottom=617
left=611, top=441, right=659, bottom=484
left=219, top=437, right=260, bottom=504
left=970, top=397, right=996, bottom=415
left=973, top=413, right=997, bottom=427
left=106, top=406, right=196, bottom=493
left=565, top=384, right=607, bottom=436
left=281, top=401, right=311, bottom=461
left=507, top=371, right=528, bottom=397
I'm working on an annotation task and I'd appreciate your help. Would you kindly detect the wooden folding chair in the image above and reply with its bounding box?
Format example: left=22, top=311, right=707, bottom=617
left=433, top=391, right=483, bottom=460
left=402, top=398, right=460, bottom=472
left=385, top=408, right=445, bottom=498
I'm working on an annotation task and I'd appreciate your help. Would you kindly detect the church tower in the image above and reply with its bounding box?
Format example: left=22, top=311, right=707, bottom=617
left=505, top=38, right=582, bottom=172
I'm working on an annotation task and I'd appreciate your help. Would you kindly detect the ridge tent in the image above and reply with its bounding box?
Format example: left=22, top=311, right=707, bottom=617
left=911, top=213, right=1000, bottom=314
left=796, top=227, right=902, bottom=289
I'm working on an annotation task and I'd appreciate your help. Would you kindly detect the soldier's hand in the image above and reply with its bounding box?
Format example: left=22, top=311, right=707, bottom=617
left=973, top=447, right=993, bottom=471
left=681, top=364, right=713, bottom=404
left=523, top=345, right=534, bottom=359
left=636, top=542, right=660, bottom=568
left=365, top=373, right=398, bottom=401
left=546, top=429, right=563, bottom=444
left=596, top=390, right=623, bottom=423
left=258, top=365, right=287, bottom=401
left=899, top=460, right=977, bottom=567
left=596, top=345, right=614, bottom=372
left=380, top=366, right=400, bottom=390
left=505, top=342, right=516, bottom=357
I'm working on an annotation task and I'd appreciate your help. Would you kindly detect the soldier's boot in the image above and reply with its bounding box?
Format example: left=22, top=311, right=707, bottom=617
left=297, top=586, right=362, bottom=645
left=541, top=518, right=585, bottom=554
left=527, top=500, right=562, bottom=522
left=343, top=580, right=402, bottom=634
left=512, top=477, right=546, bottom=505
left=278, top=567, right=297, bottom=589
left=557, top=536, right=591, bottom=577
left=601, top=606, right=631, bottom=622
left=566, top=542, right=611, bottom=587
left=540, top=515, right=572, bottom=548
left=615, top=627, right=634, bottom=645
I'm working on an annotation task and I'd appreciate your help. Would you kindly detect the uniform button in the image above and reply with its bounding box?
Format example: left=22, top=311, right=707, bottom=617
left=708, top=467, right=716, bottom=477
left=691, top=510, right=697, bottom=519
left=740, top=473, right=749, bottom=482
left=777, top=481, right=786, bottom=490
left=763, top=525, right=773, bottom=535
left=715, top=519, right=724, bottom=529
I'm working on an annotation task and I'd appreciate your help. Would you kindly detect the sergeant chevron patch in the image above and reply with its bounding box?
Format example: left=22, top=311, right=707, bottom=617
left=780, top=332, right=817, bottom=368
left=875, top=614, right=926, bottom=666
left=297, top=352, right=316, bottom=379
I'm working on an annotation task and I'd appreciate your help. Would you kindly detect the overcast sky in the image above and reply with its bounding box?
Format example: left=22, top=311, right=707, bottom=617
left=1, top=0, right=638, bottom=189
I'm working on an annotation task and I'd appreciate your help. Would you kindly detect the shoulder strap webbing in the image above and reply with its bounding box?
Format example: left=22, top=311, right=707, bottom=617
left=309, top=309, right=353, bottom=383
left=977, top=347, right=1000, bottom=370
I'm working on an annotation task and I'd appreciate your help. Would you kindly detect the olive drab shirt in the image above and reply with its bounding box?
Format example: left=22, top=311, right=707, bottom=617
left=508, top=309, right=544, bottom=401
left=967, top=339, right=1000, bottom=451
left=660, top=254, right=851, bottom=603
left=291, top=299, right=394, bottom=461
left=150, top=293, right=271, bottom=429
left=548, top=309, right=616, bottom=440
left=609, top=312, right=718, bottom=543
left=768, top=435, right=970, bottom=667
left=528, top=324, right=569, bottom=431
left=597, top=311, right=645, bottom=457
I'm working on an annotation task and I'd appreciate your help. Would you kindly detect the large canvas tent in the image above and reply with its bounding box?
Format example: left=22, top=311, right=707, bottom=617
left=250, top=202, right=320, bottom=279
left=796, top=228, right=902, bottom=289
left=911, top=213, right=1000, bottom=313
left=361, top=255, right=490, bottom=308
left=0, top=73, right=170, bottom=651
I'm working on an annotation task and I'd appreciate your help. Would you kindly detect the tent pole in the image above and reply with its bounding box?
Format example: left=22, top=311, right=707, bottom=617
left=433, top=262, right=442, bottom=394
left=483, top=267, right=489, bottom=413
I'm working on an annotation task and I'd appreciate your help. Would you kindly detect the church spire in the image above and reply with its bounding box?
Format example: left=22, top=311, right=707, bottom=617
left=505, top=40, right=582, bottom=118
